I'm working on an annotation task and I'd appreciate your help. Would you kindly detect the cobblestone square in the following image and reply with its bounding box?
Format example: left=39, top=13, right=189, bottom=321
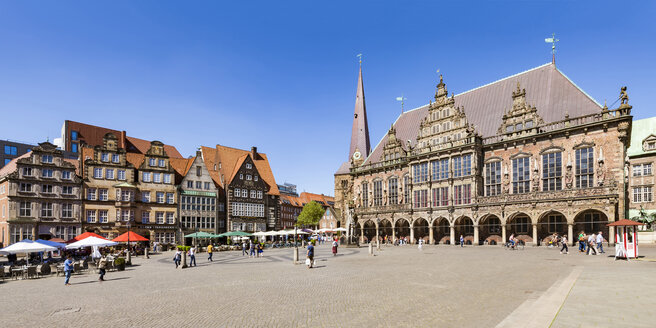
left=1, top=244, right=655, bottom=327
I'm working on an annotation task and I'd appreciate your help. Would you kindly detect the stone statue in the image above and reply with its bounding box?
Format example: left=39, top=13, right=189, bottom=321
left=565, top=166, right=573, bottom=189
left=532, top=169, right=540, bottom=192
left=620, top=86, right=629, bottom=105
left=597, top=161, right=606, bottom=186
left=503, top=173, right=510, bottom=194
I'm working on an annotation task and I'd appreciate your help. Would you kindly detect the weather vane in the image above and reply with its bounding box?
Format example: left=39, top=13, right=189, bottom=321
left=545, top=33, right=559, bottom=64
left=396, top=94, right=407, bottom=113
left=357, top=53, right=362, bottom=66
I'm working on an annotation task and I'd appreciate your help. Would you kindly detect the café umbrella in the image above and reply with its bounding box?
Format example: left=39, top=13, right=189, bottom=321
left=66, top=236, right=118, bottom=249
left=0, top=239, right=58, bottom=254
left=112, top=231, right=149, bottom=242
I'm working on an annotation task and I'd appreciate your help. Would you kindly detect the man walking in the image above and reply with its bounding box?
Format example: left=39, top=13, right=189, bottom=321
left=98, top=253, right=108, bottom=281
left=242, top=240, right=247, bottom=256
left=459, top=235, right=464, bottom=247
left=587, top=233, right=597, bottom=255
left=207, top=244, right=214, bottom=261
left=189, top=246, right=197, bottom=266
left=560, top=235, right=569, bottom=254
left=307, top=241, right=315, bottom=269
left=64, top=255, right=74, bottom=286
left=174, top=249, right=182, bottom=268
left=249, top=241, right=256, bottom=258
left=596, top=231, right=605, bottom=254
left=578, top=232, right=586, bottom=252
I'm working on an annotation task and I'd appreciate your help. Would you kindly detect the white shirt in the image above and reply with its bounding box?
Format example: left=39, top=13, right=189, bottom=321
left=596, top=234, right=603, bottom=243
left=189, top=247, right=195, bottom=256
left=588, top=235, right=595, bottom=243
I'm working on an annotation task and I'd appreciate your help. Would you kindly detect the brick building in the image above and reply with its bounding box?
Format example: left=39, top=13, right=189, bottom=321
left=627, top=117, right=656, bottom=221
left=0, top=142, right=82, bottom=246
left=335, top=62, right=633, bottom=246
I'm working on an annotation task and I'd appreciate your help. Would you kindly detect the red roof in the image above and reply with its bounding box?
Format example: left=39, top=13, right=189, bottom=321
left=66, top=232, right=107, bottom=243
left=112, top=231, right=149, bottom=242
left=607, top=219, right=643, bottom=227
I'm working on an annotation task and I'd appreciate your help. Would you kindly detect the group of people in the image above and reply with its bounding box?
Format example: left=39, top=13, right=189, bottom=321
left=241, top=240, right=264, bottom=258
left=577, top=231, right=606, bottom=255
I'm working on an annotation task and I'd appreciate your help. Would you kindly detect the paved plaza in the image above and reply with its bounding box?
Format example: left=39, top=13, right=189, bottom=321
left=1, top=244, right=655, bottom=327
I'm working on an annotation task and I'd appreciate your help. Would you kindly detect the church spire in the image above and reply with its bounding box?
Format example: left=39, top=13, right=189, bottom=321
left=349, top=64, right=371, bottom=163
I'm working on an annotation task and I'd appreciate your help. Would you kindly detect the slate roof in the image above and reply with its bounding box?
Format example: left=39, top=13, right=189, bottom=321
left=363, top=63, right=603, bottom=166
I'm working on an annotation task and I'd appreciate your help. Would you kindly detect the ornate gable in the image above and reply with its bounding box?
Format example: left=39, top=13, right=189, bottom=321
left=380, top=124, right=406, bottom=162
left=497, top=82, right=545, bottom=137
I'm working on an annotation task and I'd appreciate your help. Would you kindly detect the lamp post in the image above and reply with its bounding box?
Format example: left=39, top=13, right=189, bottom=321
left=293, top=225, right=298, bottom=263
left=126, top=218, right=132, bottom=265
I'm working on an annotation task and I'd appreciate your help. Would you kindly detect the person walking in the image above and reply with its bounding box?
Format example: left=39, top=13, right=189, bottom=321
left=249, top=241, right=256, bottom=258
left=242, top=240, right=248, bottom=256
left=257, top=243, right=263, bottom=257
left=306, top=241, right=315, bottom=269
left=560, top=235, right=569, bottom=254
left=174, top=249, right=182, bottom=268
left=98, top=253, right=108, bottom=281
left=64, top=255, right=74, bottom=286
left=596, top=231, right=605, bottom=254
left=332, top=239, right=338, bottom=256
left=459, top=235, right=464, bottom=247
left=189, top=246, right=197, bottom=266
left=418, top=238, right=423, bottom=251
left=587, top=233, right=597, bottom=255
left=207, top=244, right=213, bottom=262
left=578, top=232, right=586, bottom=252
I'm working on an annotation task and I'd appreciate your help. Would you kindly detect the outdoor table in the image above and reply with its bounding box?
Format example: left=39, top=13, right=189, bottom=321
left=11, top=267, right=26, bottom=280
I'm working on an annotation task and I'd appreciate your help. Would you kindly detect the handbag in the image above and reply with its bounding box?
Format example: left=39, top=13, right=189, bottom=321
left=305, top=258, right=311, bottom=266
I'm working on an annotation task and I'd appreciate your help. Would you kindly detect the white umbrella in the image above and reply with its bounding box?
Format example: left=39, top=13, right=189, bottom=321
left=66, top=236, right=118, bottom=249
left=332, top=228, right=348, bottom=232
left=264, top=231, right=278, bottom=236
left=252, top=231, right=267, bottom=237
left=0, top=240, right=57, bottom=254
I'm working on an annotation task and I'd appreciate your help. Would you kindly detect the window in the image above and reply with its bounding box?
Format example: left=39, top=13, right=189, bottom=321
left=105, top=169, right=114, bottom=180
left=514, top=216, right=530, bottom=234
left=257, top=191, right=263, bottom=199
left=110, top=154, right=119, bottom=163
left=142, top=211, right=150, bottom=224
left=156, top=212, right=164, bottom=224
left=19, top=202, right=31, bottom=216
left=153, top=173, right=161, bottom=183
left=86, top=210, right=96, bottom=223
left=373, top=180, right=383, bottom=206
left=404, top=175, right=410, bottom=204
left=388, top=178, right=398, bottom=205
left=512, top=157, right=530, bottom=194
left=99, top=210, right=108, bottom=223
left=634, top=164, right=653, bottom=176
left=239, top=173, right=243, bottom=180
left=98, top=189, right=108, bottom=200
left=156, top=192, right=164, bottom=203
left=20, top=182, right=32, bottom=192
left=167, top=193, right=174, bottom=204
left=250, top=190, right=256, bottom=198
left=158, top=159, right=165, bottom=167
left=542, top=152, right=562, bottom=191
left=432, top=188, right=440, bottom=207
left=142, top=172, right=151, bottom=182
left=646, top=186, right=654, bottom=202
left=71, top=131, right=78, bottom=140
left=22, top=167, right=33, bottom=176
left=413, top=162, right=429, bottom=183
left=42, top=184, right=53, bottom=193
left=187, top=181, right=194, bottom=188
left=575, top=147, right=594, bottom=188
left=454, top=155, right=471, bottom=177
left=61, top=204, right=73, bottom=218
left=93, top=168, right=103, bottom=179
left=121, top=190, right=132, bottom=201
left=254, top=175, right=259, bottom=182
left=413, top=189, right=428, bottom=208
left=70, top=143, right=78, bottom=153
left=195, top=181, right=202, bottom=189
left=62, top=171, right=72, bottom=180
left=634, top=187, right=653, bottom=203
left=547, top=215, right=563, bottom=233
left=42, top=168, right=53, bottom=178
left=242, top=189, right=248, bottom=198
left=62, top=186, right=73, bottom=195
left=4, top=145, right=17, bottom=155
left=204, top=182, right=210, bottom=190
left=87, top=188, right=97, bottom=200
left=149, top=158, right=156, bottom=166
left=142, top=191, right=150, bottom=203
left=101, top=153, right=109, bottom=162
left=633, top=165, right=642, bottom=177
left=120, top=209, right=133, bottom=222
left=164, top=173, right=171, bottom=184
left=234, top=188, right=240, bottom=198
left=431, top=159, right=449, bottom=181
left=41, top=155, right=53, bottom=163
left=118, top=170, right=126, bottom=180
left=41, top=203, right=53, bottom=217
left=166, top=212, right=174, bottom=224
left=485, top=162, right=502, bottom=196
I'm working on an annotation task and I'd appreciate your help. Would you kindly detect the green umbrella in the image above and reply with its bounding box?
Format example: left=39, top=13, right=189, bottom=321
left=218, top=231, right=252, bottom=237
left=184, top=231, right=214, bottom=238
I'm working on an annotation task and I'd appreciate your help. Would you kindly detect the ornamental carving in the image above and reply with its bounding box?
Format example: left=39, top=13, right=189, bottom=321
left=497, top=82, right=545, bottom=138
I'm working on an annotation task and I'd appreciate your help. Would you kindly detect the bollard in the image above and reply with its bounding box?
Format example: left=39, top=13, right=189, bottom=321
left=145, top=248, right=149, bottom=259
left=293, top=247, right=299, bottom=264
left=376, top=240, right=380, bottom=250
left=368, top=242, right=373, bottom=255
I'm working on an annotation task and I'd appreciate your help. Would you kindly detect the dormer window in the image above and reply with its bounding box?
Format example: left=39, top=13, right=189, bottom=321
left=158, top=159, right=165, bottom=167
left=149, top=158, right=156, bottom=166
left=101, top=153, right=109, bottom=162
left=112, top=154, right=120, bottom=163
left=42, top=155, right=53, bottom=163
left=246, top=163, right=252, bottom=169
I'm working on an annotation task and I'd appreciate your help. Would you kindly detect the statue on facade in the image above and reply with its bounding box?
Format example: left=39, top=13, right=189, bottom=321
left=565, top=165, right=573, bottom=189
left=597, top=161, right=606, bottom=186
left=503, top=173, right=510, bottom=194
left=532, top=169, right=540, bottom=192
left=620, top=86, right=629, bottom=105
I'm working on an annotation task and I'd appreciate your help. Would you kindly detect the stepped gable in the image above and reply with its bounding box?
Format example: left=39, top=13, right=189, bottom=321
left=364, top=63, right=602, bottom=165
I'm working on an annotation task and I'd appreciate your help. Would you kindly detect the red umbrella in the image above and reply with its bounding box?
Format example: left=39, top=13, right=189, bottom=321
left=112, top=231, right=149, bottom=242
left=66, top=232, right=107, bottom=244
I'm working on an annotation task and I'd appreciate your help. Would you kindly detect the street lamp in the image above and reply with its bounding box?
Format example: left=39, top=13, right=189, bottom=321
left=126, top=217, right=132, bottom=265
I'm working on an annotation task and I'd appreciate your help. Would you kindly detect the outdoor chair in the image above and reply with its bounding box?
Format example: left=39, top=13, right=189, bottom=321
left=0, top=266, right=4, bottom=281
left=73, top=262, right=81, bottom=274
left=26, top=266, right=38, bottom=279
left=56, top=264, right=64, bottom=276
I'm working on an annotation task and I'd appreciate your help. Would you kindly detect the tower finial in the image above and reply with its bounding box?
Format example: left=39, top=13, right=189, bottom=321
left=545, top=33, right=560, bottom=65
left=357, top=53, right=362, bottom=66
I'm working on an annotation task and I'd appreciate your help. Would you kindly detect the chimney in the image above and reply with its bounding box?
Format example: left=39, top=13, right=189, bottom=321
left=196, top=148, right=202, bottom=158
left=251, top=146, right=257, bottom=159
left=121, top=130, right=127, bottom=149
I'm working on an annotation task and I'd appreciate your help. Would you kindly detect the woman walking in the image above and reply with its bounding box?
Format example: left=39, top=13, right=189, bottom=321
left=332, top=239, right=338, bottom=256
left=98, top=253, right=108, bottom=281
left=174, top=249, right=182, bottom=268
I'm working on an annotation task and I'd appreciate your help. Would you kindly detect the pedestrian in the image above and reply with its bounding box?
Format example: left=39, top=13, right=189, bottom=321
left=306, top=241, right=315, bottom=269
left=257, top=243, right=263, bottom=257
left=460, top=235, right=464, bottom=247
left=578, top=232, right=586, bottom=252
left=63, top=255, right=74, bottom=285
left=596, top=231, right=605, bottom=254
left=189, top=246, right=197, bottom=266
left=98, top=253, right=108, bottom=281
left=242, top=240, right=247, bottom=256
left=249, top=241, right=256, bottom=258
left=587, top=233, right=597, bottom=255
left=207, top=243, right=213, bottom=261
left=174, top=249, right=182, bottom=268
left=332, top=239, right=338, bottom=256
left=560, top=235, right=569, bottom=254
left=418, top=238, right=423, bottom=251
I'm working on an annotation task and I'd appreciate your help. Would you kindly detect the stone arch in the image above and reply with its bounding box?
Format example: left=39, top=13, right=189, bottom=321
left=506, top=212, right=533, bottom=244
left=537, top=210, right=567, bottom=245
left=573, top=209, right=609, bottom=236
left=394, top=218, right=410, bottom=241
left=379, top=219, right=393, bottom=242
left=361, top=219, right=376, bottom=243
left=432, top=217, right=450, bottom=244
left=413, top=218, right=429, bottom=243
left=454, top=216, right=474, bottom=245
left=479, top=214, right=502, bottom=245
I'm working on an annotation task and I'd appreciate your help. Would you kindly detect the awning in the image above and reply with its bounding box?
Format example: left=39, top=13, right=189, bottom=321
left=218, top=231, right=252, bottom=237
left=112, top=231, right=149, bottom=242
left=181, top=190, right=217, bottom=197
left=184, top=231, right=214, bottom=238
left=35, top=239, right=67, bottom=249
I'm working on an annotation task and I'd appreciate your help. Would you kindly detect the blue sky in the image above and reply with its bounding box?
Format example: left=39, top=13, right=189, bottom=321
left=1, top=1, right=654, bottom=195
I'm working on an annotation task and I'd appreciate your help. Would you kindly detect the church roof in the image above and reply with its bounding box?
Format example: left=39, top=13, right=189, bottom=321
left=363, top=63, right=603, bottom=165
left=349, top=66, right=371, bottom=161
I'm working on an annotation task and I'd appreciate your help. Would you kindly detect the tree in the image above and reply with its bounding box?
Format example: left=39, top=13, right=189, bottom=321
left=296, top=201, right=325, bottom=228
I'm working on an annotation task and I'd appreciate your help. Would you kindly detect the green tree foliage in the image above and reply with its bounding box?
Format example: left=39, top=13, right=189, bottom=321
left=296, top=201, right=325, bottom=227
